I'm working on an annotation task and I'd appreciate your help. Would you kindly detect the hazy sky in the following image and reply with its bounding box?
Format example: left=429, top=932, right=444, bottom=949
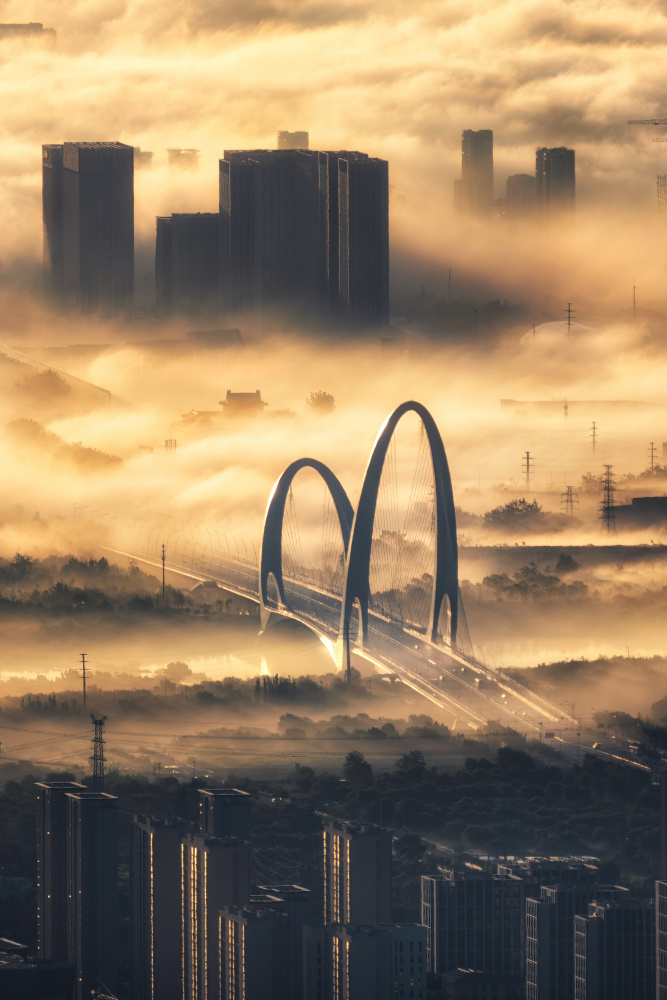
left=2, top=0, right=667, bottom=304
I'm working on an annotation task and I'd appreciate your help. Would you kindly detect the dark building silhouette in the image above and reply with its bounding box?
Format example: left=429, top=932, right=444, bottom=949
left=506, top=173, right=537, bottom=217
left=42, top=145, right=65, bottom=299
left=277, top=131, right=309, bottom=149
left=168, top=148, right=200, bottom=170
left=181, top=833, right=250, bottom=1000
left=254, top=885, right=313, bottom=1000
left=134, top=148, right=153, bottom=169
left=220, top=149, right=329, bottom=321
left=36, top=781, right=86, bottom=962
left=303, top=923, right=426, bottom=1000
left=0, top=945, right=74, bottom=1000
left=219, top=905, right=289, bottom=999
left=574, top=898, right=655, bottom=999
left=155, top=213, right=219, bottom=316
left=199, top=788, right=252, bottom=840
left=66, top=791, right=119, bottom=1000
left=657, top=881, right=667, bottom=1000
left=0, top=22, right=56, bottom=42
left=421, top=868, right=523, bottom=987
left=42, top=141, right=134, bottom=314
left=455, top=129, right=493, bottom=214
left=612, top=495, right=667, bottom=528
left=130, top=816, right=188, bottom=1000
left=327, top=151, right=389, bottom=328
left=323, top=819, right=392, bottom=925
left=536, top=147, right=575, bottom=217
left=526, top=884, right=623, bottom=1000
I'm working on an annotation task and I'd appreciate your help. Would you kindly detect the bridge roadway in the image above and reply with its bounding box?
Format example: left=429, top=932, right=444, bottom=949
left=111, top=545, right=573, bottom=736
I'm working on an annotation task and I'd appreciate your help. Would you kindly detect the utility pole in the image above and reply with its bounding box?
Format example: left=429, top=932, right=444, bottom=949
left=90, top=715, right=107, bottom=792
left=561, top=486, right=579, bottom=516
left=80, top=653, right=87, bottom=709
left=522, top=451, right=534, bottom=489
left=633, top=279, right=636, bottom=323
left=565, top=302, right=573, bottom=333
left=591, top=421, right=597, bottom=454
left=161, top=543, right=166, bottom=607
left=564, top=400, right=569, bottom=420
left=600, top=465, right=617, bottom=533
left=649, top=441, right=657, bottom=471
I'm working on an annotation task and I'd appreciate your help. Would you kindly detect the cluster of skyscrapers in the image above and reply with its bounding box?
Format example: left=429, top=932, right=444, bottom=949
left=5, top=777, right=667, bottom=999
left=42, top=134, right=390, bottom=329
left=455, top=129, right=576, bottom=219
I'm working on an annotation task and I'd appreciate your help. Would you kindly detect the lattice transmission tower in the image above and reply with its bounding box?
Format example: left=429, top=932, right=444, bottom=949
left=600, top=465, right=616, bottom=533
left=90, top=714, right=107, bottom=792
left=561, top=486, right=579, bottom=516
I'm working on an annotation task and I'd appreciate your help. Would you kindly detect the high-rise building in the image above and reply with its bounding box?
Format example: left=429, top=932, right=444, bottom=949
left=456, top=129, right=493, bottom=214
left=168, top=148, right=200, bottom=170
left=574, top=898, right=655, bottom=1000
left=35, top=781, right=86, bottom=961
left=535, top=147, right=575, bottom=217
left=181, top=833, right=251, bottom=1000
left=42, top=141, right=134, bottom=313
left=255, top=885, right=313, bottom=1000
left=421, top=868, right=523, bottom=986
left=42, top=145, right=65, bottom=300
left=323, top=819, right=392, bottom=926
left=526, top=884, right=623, bottom=1000
left=65, top=791, right=119, bottom=1000
left=506, top=173, right=537, bottom=217
left=657, top=881, right=667, bottom=1000
left=219, top=149, right=329, bottom=321
left=199, top=789, right=252, bottom=840
left=277, top=131, right=309, bottom=150
left=130, top=816, right=189, bottom=1000
left=327, top=152, right=389, bottom=328
left=219, top=904, right=289, bottom=999
left=304, top=923, right=426, bottom=1000
left=155, top=213, right=220, bottom=316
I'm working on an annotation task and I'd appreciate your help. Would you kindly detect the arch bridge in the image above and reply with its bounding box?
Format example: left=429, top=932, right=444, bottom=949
left=127, top=401, right=571, bottom=734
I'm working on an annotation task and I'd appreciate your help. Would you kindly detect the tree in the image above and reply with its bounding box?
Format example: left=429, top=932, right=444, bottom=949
left=483, top=498, right=543, bottom=529
left=343, top=751, right=373, bottom=784
left=306, top=390, right=335, bottom=413
left=395, top=749, right=426, bottom=781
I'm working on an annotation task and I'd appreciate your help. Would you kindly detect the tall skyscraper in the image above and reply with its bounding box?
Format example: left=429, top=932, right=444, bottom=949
left=42, top=145, right=64, bottom=299
left=35, top=780, right=86, bottom=961
left=66, top=790, right=119, bottom=1000
left=155, top=213, right=220, bottom=316
left=199, top=789, right=252, bottom=840
left=255, top=885, right=313, bottom=1000
left=130, top=816, right=188, bottom=1000
left=277, top=131, right=309, bottom=149
left=506, top=173, right=537, bottom=217
left=574, top=898, right=655, bottom=999
left=657, top=881, right=667, bottom=1000
left=323, top=819, right=392, bottom=925
left=303, top=923, right=426, bottom=1000
left=526, top=884, right=623, bottom=1000
left=181, top=833, right=251, bottom=1000
left=219, top=904, right=289, bottom=999
left=535, top=146, right=575, bottom=216
left=456, top=129, right=493, bottom=214
left=219, top=149, right=329, bottom=321
left=421, top=868, right=523, bottom=985
left=327, top=152, right=389, bottom=328
left=42, top=141, right=134, bottom=313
